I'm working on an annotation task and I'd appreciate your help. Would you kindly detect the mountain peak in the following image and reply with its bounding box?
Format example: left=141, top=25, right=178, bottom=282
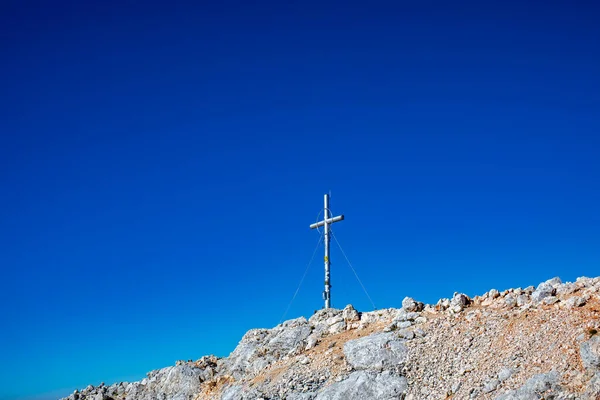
left=63, top=276, right=600, bottom=399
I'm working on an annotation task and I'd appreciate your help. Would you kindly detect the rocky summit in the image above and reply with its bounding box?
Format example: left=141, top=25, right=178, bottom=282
left=64, top=276, right=600, bottom=399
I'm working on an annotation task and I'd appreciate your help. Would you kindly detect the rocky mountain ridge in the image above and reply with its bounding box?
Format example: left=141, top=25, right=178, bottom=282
left=64, top=276, right=600, bottom=399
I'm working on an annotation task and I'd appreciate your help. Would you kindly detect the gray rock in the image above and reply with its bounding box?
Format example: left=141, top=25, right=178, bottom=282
left=436, top=298, right=450, bottom=311
left=309, top=308, right=343, bottom=324
left=328, top=320, right=346, bottom=335
left=402, top=296, right=424, bottom=312
left=483, top=379, right=500, bottom=393
left=516, top=294, right=530, bottom=307
left=314, top=370, right=407, bottom=400
left=524, top=286, right=535, bottom=294
left=286, top=393, right=318, bottom=400
left=505, top=295, right=517, bottom=308
left=498, top=368, right=514, bottom=382
left=124, top=364, right=210, bottom=400
left=305, top=335, right=319, bottom=350
left=395, top=310, right=421, bottom=322
left=451, top=381, right=461, bottom=394
left=309, top=308, right=344, bottom=335
left=358, top=308, right=398, bottom=325
left=543, top=296, right=559, bottom=305
left=221, top=384, right=266, bottom=400
left=581, top=335, right=600, bottom=371
left=397, top=329, right=415, bottom=340
left=495, top=371, right=561, bottom=400
left=531, top=278, right=561, bottom=303
left=564, top=296, right=587, bottom=308
left=396, top=321, right=413, bottom=329
left=342, top=304, right=360, bottom=322
left=576, top=277, right=593, bottom=288
left=343, top=332, right=408, bottom=370
left=585, top=374, right=600, bottom=399
left=450, top=293, right=471, bottom=313
left=414, top=328, right=426, bottom=338
left=546, top=277, right=563, bottom=287
left=225, top=317, right=311, bottom=378
left=556, top=282, right=578, bottom=296
left=224, top=328, right=269, bottom=378
left=267, top=318, right=312, bottom=356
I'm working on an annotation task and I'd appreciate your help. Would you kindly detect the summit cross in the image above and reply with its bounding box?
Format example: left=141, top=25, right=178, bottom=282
left=309, top=193, right=344, bottom=309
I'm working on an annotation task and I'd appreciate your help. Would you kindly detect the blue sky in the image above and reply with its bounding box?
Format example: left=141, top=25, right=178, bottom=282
left=1, top=1, right=599, bottom=399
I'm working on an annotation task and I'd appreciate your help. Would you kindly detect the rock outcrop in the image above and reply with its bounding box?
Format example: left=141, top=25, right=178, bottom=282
left=63, top=276, right=600, bottom=400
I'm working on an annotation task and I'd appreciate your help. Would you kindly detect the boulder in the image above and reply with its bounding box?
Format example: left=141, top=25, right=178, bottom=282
left=124, top=364, right=208, bottom=400
left=556, top=282, right=578, bottom=296
left=483, top=378, right=500, bottom=393
left=450, top=293, right=471, bottom=313
left=395, top=310, right=421, bottom=322
left=309, top=308, right=348, bottom=336
left=504, top=295, right=517, bottom=308
left=402, top=297, right=424, bottom=312
left=436, top=298, right=451, bottom=311
left=581, top=335, right=600, bottom=371
left=531, top=278, right=561, bottom=303
left=495, top=371, right=561, bottom=400
left=314, top=370, right=407, bottom=400
left=516, top=294, right=530, bottom=307
left=585, top=374, right=600, bottom=399
left=220, top=384, right=266, bottom=400
left=342, top=304, right=360, bottom=322
left=343, top=332, right=407, bottom=371
left=225, top=317, right=311, bottom=378
left=564, top=296, right=587, bottom=308
left=498, top=368, right=514, bottom=382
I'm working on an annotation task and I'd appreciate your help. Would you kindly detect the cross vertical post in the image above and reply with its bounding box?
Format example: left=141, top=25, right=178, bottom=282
left=324, top=194, right=330, bottom=308
left=309, top=194, right=344, bottom=309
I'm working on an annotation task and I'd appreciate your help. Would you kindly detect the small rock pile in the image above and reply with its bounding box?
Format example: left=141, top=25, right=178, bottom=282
left=63, top=276, right=600, bottom=400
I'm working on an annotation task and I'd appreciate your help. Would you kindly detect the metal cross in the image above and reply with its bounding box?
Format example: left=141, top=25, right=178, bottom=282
left=309, top=193, right=344, bottom=309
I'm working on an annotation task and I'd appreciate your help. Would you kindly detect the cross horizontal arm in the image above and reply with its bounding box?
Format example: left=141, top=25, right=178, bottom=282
left=309, top=215, right=344, bottom=229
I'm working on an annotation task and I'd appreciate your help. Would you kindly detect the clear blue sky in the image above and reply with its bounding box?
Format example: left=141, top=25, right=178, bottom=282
left=1, top=1, right=599, bottom=399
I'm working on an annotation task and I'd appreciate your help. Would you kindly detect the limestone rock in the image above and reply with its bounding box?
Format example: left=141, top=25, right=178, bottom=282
left=564, top=296, right=587, bottom=308
left=556, top=282, right=578, bottom=296
left=436, top=298, right=450, bottom=311
left=342, top=304, right=360, bottom=322
left=516, top=294, right=530, bottom=307
left=495, top=371, right=561, bottom=400
left=343, top=332, right=407, bottom=371
left=504, top=295, right=517, bottom=308
left=531, top=277, right=561, bottom=303
left=498, top=368, right=514, bottom=382
left=402, top=297, right=424, bottom=312
left=483, top=378, right=500, bottom=393
left=581, top=335, right=600, bottom=371
left=225, top=317, right=311, bottom=378
left=314, top=370, right=407, bottom=400
left=585, top=374, right=600, bottom=398
left=124, top=363, right=211, bottom=400
left=450, top=293, right=471, bottom=313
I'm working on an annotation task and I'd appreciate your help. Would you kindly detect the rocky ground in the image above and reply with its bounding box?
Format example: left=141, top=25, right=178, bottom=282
left=64, top=276, right=600, bottom=399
